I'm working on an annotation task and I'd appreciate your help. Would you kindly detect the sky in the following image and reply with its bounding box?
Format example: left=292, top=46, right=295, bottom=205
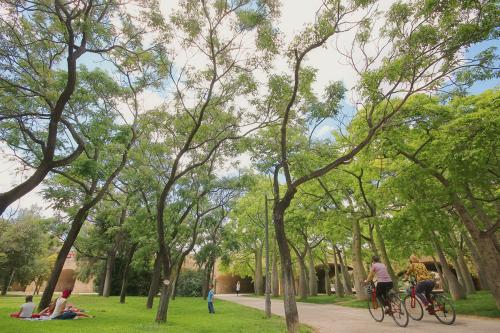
left=1, top=0, right=498, bottom=218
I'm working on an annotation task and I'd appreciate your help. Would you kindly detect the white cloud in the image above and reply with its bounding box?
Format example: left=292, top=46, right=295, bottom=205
left=315, top=124, right=334, bottom=138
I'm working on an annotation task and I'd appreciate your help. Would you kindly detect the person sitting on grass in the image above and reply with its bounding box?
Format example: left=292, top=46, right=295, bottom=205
left=39, top=298, right=93, bottom=319
left=208, top=284, right=215, bottom=314
left=50, top=289, right=77, bottom=320
left=10, top=295, right=40, bottom=319
left=38, top=300, right=56, bottom=317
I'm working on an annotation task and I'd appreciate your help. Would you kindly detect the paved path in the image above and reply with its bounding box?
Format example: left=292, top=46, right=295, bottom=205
left=218, top=294, right=500, bottom=333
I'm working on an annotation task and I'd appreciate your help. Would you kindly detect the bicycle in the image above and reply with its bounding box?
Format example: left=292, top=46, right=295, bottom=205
left=403, top=278, right=456, bottom=325
left=365, top=281, right=409, bottom=327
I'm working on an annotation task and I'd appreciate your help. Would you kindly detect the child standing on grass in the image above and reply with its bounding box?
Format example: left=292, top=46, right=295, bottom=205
left=207, top=284, right=215, bottom=314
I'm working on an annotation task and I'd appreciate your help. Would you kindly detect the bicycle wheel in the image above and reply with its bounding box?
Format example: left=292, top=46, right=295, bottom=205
left=368, top=296, right=384, bottom=322
left=404, top=294, right=423, bottom=321
left=389, top=294, right=409, bottom=327
left=433, top=295, right=456, bottom=325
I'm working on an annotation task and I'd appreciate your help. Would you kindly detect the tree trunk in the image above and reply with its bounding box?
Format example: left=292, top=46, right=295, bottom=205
left=255, top=245, right=264, bottom=295
left=155, top=251, right=176, bottom=323
left=120, top=243, right=138, bottom=304
left=367, top=236, right=380, bottom=258
left=453, top=238, right=475, bottom=294
left=297, top=258, right=308, bottom=300
left=147, top=253, right=161, bottom=309
left=273, top=204, right=299, bottom=333
left=203, top=258, right=214, bottom=300
left=103, top=248, right=116, bottom=298
left=1, top=269, right=13, bottom=295
left=272, top=250, right=280, bottom=297
left=98, top=262, right=107, bottom=296
left=155, top=272, right=173, bottom=323
left=449, top=255, right=466, bottom=289
left=450, top=232, right=476, bottom=295
left=171, top=254, right=186, bottom=301
left=323, top=252, right=331, bottom=296
left=337, top=248, right=353, bottom=295
left=432, top=256, right=448, bottom=292
left=0, top=166, right=51, bottom=216
left=462, top=231, right=490, bottom=290
left=307, top=246, right=317, bottom=296
left=324, top=264, right=331, bottom=296
left=171, top=270, right=180, bottom=300
left=352, top=219, right=367, bottom=300
left=333, top=249, right=344, bottom=297
left=432, top=233, right=466, bottom=300
left=431, top=173, right=500, bottom=307
left=452, top=199, right=500, bottom=308
left=38, top=209, right=88, bottom=310
left=374, top=221, right=397, bottom=290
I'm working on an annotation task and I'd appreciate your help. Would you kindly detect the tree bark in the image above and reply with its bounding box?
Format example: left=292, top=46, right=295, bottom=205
left=452, top=234, right=475, bottom=294
left=273, top=204, right=299, bottom=333
left=171, top=272, right=179, bottom=301
left=272, top=250, right=280, bottom=297
left=297, top=258, right=309, bottom=299
left=307, top=246, right=317, bottom=296
left=337, top=248, right=353, bottom=295
left=203, top=258, right=214, bottom=300
left=352, top=219, right=368, bottom=300
left=451, top=198, right=500, bottom=308
left=407, top=157, right=500, bottom=307
left=38, top=208, right=89, bottom=310
left=432, top=256, right=448, bottom=292
left=0, top=167, right=51, bottom=216
left=449, top=255, right=466, bottom=290
left=324, top=264, right=331, bottom=296
left=462, top=231, right=489, bottom=290
left=323, top=252, right=331, bottom=296
left=374, top=221, right=397, bottom=290
left=98, top=262, right=107, bottom=296
left=147, top=253, right=161, bottom=309
left=367, top=235, right=380, bottom=258
left=155, top=275, right=173, bottom=323
left=333, top=249, right=344, bottom=297
left=103, top=248, right=117, bottom=298
left=432, top=233, right=466, bottom=300
left=1, top=269, right=13, bottom=295
left=120, top=243, right=138, bottom=304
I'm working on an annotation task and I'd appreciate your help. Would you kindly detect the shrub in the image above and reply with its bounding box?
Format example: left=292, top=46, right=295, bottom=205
left=175, top=269, right=203, bottom=297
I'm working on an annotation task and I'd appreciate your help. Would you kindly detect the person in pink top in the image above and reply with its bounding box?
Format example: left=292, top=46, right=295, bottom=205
left=365, top=256, right=393, bottom=308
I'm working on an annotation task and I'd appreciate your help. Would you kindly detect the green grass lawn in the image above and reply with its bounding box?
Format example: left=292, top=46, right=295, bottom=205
left=452, top=291, right=500, bottom=318
left=246, top=291, right=500, bottom=318
left=0, top=295, right=312, bottom=333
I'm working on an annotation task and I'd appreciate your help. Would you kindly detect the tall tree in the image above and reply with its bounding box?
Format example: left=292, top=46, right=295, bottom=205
left=147, top=0, right=278, bottom=322
left=0, top=0, right=154, bottom=214
left=250, top=1, right=497, bottom=330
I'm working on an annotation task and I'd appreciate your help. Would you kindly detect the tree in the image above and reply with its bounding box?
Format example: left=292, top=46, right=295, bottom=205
left=147, top=0, right=279, bottom=323
left=0, top=0, right=154, bottom=215
left=0, top=209, right=54, bottom=295
left=376, top=91, right=500, bottom=306
left=249, top=1, right=498, bottom=330
left=37, top=58, right=156, bottom=309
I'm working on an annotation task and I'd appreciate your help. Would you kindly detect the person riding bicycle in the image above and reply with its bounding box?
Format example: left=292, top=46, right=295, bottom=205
left=404, top=255, right=435, bottom=311
left=365, top=255, right=393, bottom=310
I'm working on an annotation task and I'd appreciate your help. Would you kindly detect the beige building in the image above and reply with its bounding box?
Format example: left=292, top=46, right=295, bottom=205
left=24, top=251, right=94, bottom=294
